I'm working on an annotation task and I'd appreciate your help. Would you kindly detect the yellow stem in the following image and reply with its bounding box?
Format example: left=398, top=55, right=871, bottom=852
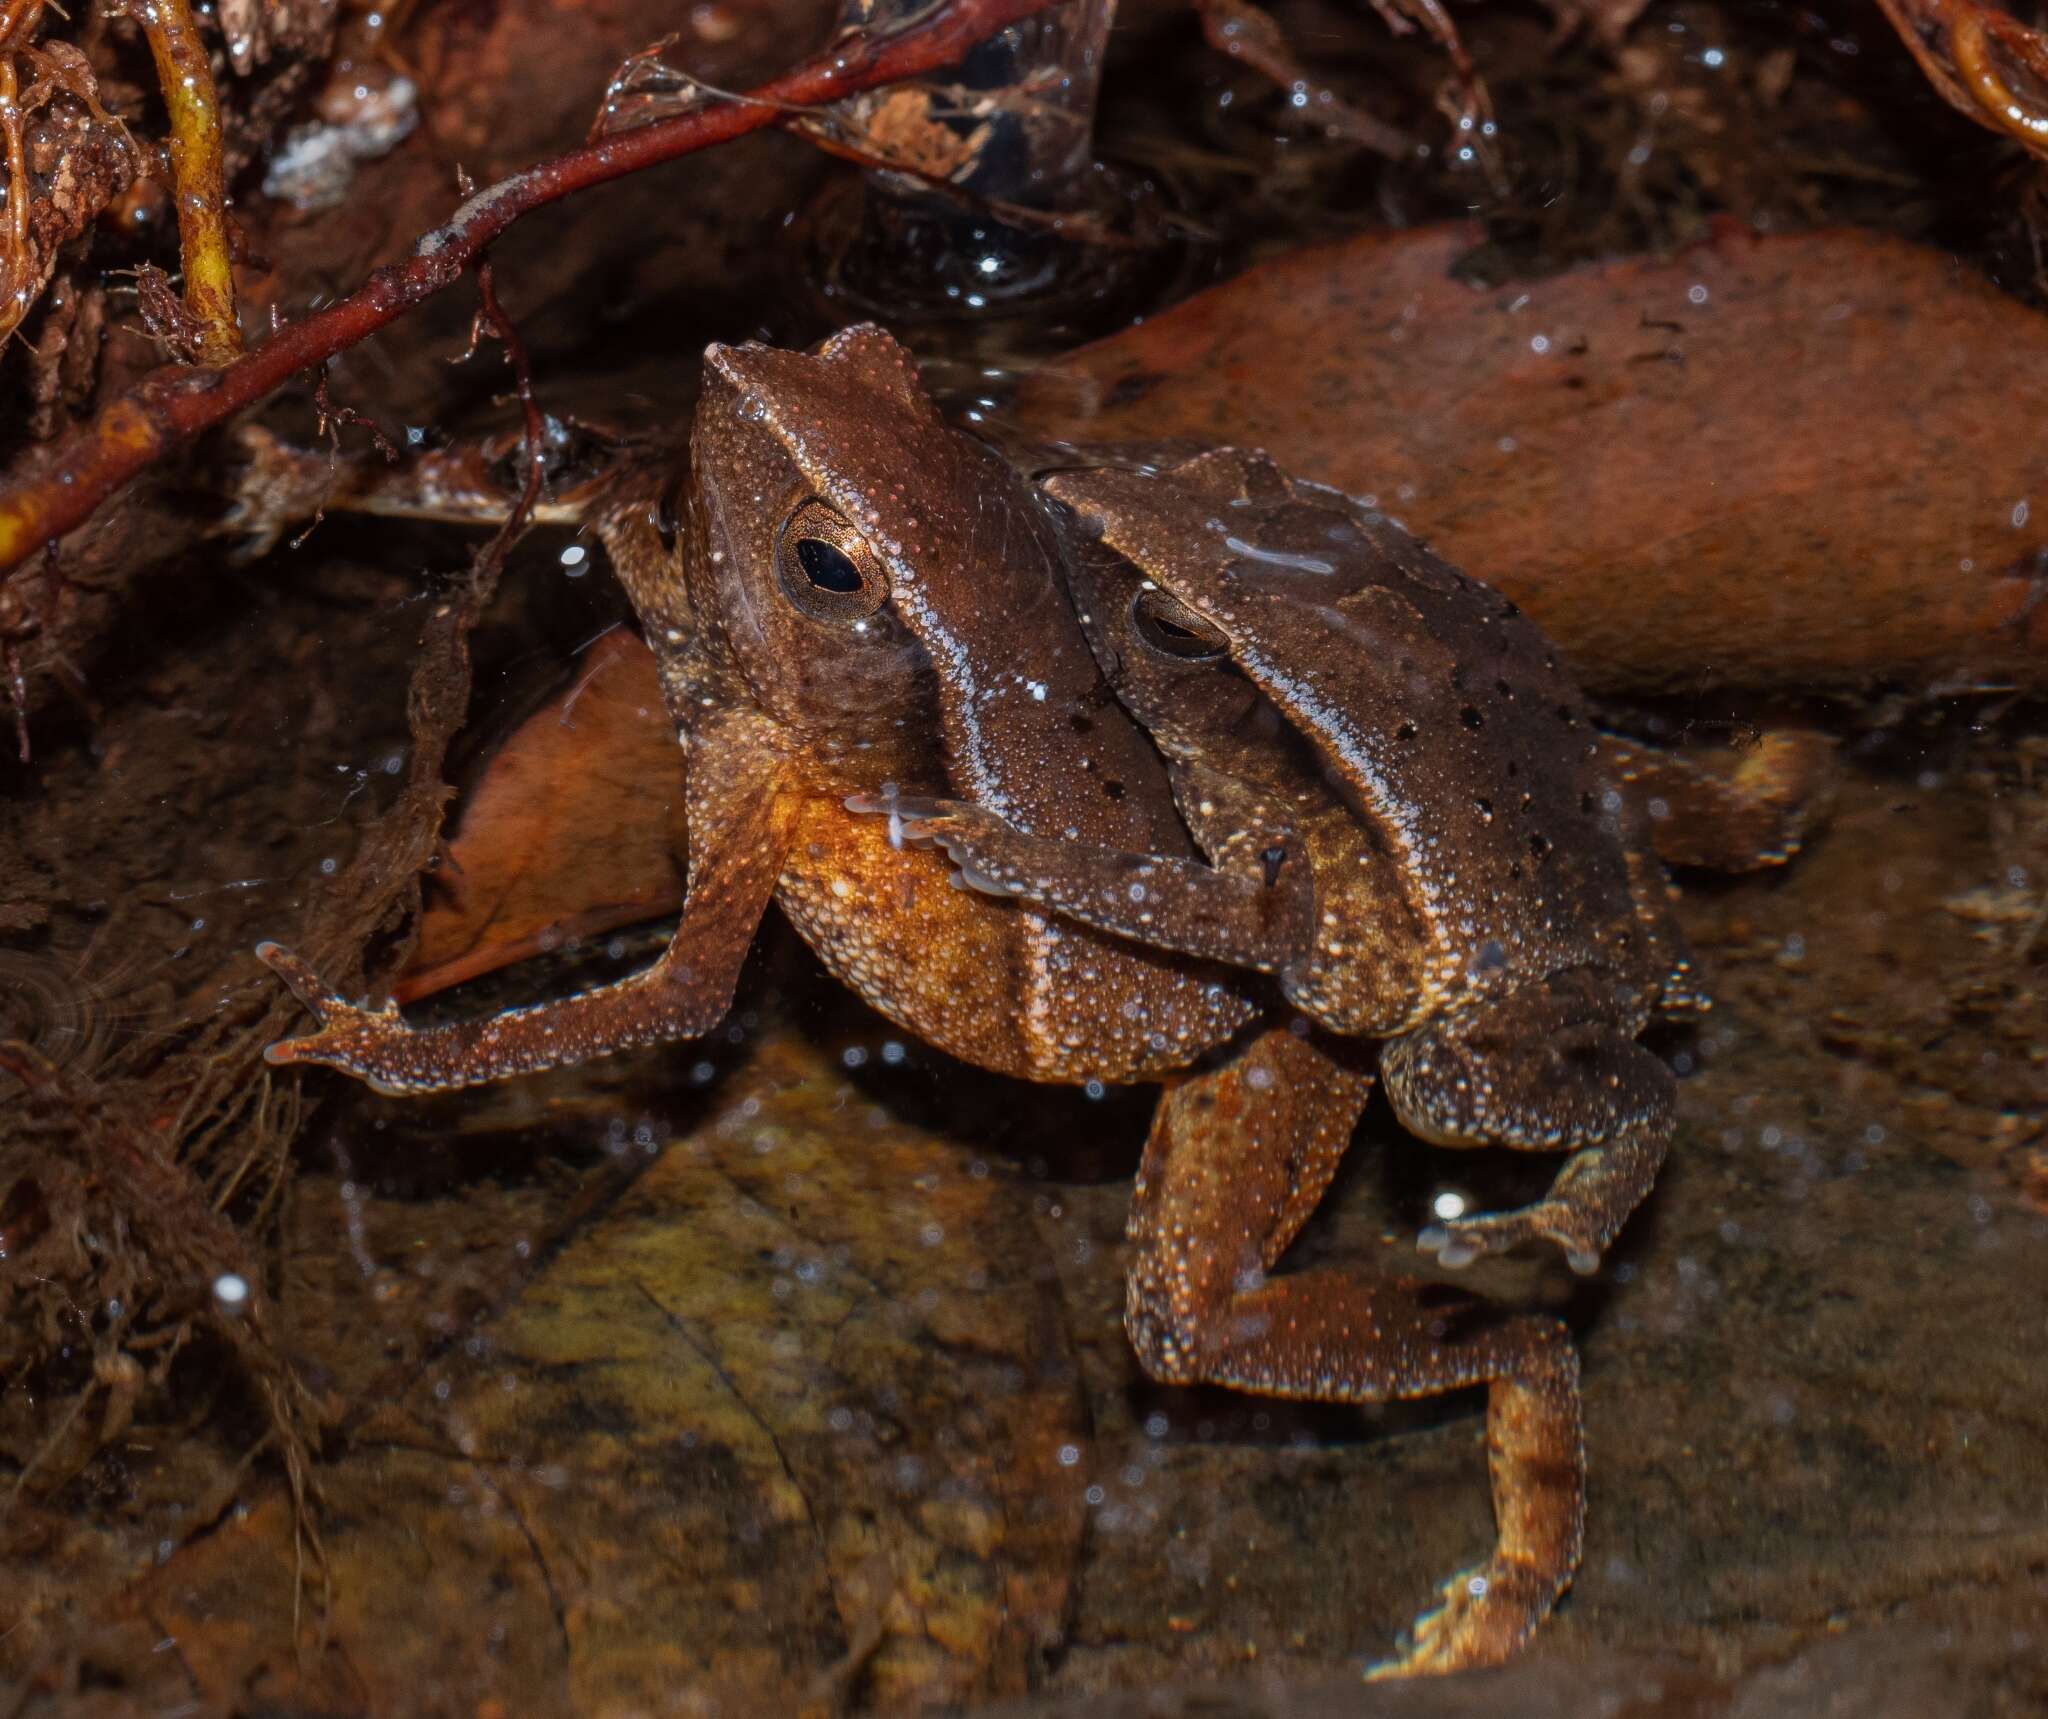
left=133, top=0, right=240, bottom=362
left=1951, top=9, right=2048, bottom=145
left=0, top=57, right=30, bottom=344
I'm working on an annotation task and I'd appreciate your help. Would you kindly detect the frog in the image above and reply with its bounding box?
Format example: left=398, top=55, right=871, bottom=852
left=258, top=336, right=1256, bottom=1093
left=859, top=443, right=1706, bottom=1276
left=259, top=326, right=1586, bottom=1676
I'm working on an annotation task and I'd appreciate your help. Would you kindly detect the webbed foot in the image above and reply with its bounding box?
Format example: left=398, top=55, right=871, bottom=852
left=1387, top=1000, right=1675, bottom=1276
left=1418, top=1199, right=1605, bottom=1276
left=1366, top=1554, right=1567, bottom=1679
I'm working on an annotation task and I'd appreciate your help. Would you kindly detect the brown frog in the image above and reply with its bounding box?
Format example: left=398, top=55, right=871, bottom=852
left=260, top=327, right=1584, bottom=1675
left=865, top=445, right=1705, bottom=1275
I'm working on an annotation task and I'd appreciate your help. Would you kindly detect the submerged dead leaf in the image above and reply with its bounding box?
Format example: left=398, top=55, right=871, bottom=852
left=1011, top=223, right=2048, bottom=695
left=126, top=1033, right=1089, bottom=1713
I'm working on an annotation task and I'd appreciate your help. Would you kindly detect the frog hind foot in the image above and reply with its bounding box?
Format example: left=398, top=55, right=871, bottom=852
left=1386, top=995, right=1676, bottom=1273
left=1366, top=1553, right=1570, bottom=1680
left=1419, top=1199, right=1605, bottom=1276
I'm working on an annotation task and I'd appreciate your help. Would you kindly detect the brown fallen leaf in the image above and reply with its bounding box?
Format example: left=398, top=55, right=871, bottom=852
left=396, top=626, right=686, bottom=1005
left=1009, top=222, right=2048, bottom=695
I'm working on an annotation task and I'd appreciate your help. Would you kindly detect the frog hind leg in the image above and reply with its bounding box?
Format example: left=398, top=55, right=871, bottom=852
left=259, top=753, right=795, bottom=1096
left=1388, top=980, right=1675, bottom=1275
left=1128, top=1025, right=1584, bottom=1677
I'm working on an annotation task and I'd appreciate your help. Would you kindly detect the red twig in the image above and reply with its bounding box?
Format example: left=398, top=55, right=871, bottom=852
left=0, top=0, right=1059, bottom=575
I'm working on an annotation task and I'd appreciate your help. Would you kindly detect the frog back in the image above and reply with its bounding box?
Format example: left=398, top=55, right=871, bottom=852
left=1048, top=451, right=1647, bottom=1016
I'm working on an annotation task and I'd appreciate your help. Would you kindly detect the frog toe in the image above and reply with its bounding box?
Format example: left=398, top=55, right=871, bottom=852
left=261, top=1010, right=455, bottom=1095
left=254, top=939, right=349, bottom=1015
left=841, top=790, right=952, bottom=820
left=943, top=862, right=1015, bottom=896
left=1417, top=1202, right=1610, bottom=1274
left=1415, top=1224, right=1483, bottom=1270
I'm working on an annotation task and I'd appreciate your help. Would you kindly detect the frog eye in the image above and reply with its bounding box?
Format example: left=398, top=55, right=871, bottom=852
left=1131, top=588, right=1229, bottom=663
left=776, top=498, right=889, bottom=622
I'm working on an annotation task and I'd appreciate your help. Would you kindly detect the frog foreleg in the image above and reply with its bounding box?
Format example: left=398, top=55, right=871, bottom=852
left=260, top=780, right=793, bottom=1095
left=1386, top=991, right=1675, bottom=1274
left=1128, top=1026, right=1584, bottom=1678
left=850, top=795, right=1316, bottom=973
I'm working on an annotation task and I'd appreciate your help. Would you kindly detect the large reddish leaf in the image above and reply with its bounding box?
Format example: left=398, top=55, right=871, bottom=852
left=396, top=626, right=684, bottom=1003
left=1011, top=223, right=2048, bottom=694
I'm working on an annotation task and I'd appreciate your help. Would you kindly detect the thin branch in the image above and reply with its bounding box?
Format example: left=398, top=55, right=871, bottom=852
left=0, top=0, right=1060, bottom=576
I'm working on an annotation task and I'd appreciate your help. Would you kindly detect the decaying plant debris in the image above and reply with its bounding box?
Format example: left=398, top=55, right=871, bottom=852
left=0, top=0, right=1079, bottom=1662
left=1, top=0, right=2046, bottom=1709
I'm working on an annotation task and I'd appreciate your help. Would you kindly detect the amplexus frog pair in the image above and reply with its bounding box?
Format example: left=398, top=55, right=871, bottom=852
left=259, top=324, right=1748, bottom=1675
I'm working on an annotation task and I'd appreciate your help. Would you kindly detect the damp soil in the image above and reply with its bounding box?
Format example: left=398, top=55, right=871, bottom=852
left=3, top=0, right=2046, bottom=1713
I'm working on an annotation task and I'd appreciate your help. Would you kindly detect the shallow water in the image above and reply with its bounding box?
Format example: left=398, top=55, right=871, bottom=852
left=2, top=0, right=2045, bottom=1713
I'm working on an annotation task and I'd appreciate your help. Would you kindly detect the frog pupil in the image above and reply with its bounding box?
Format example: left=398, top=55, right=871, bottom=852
left=796, top=537, right=863, bottom=593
